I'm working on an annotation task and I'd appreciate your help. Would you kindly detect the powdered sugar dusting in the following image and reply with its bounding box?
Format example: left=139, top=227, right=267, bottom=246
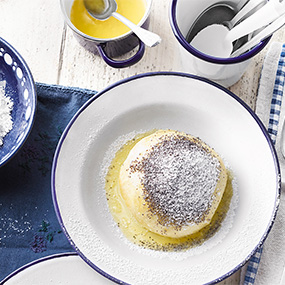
left=129, top=132, right=221, bottom=228
left=0, top=203, right=33, bottom=247
left=0, top=80, right=13, bottom=146
left=101, top=130, right=143, bottom=178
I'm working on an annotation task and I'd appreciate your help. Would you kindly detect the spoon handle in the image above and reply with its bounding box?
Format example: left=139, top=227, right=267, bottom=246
left=227, top=0, right=285, bottom=42
left=229, top=0, right=266, bottom=29
left=112, top=12, right=161, bottom=47
left=231, top=13, right=285, bottom=57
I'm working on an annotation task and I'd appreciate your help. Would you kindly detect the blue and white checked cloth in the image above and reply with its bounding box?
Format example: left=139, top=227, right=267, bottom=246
left=242, top=42, right=285, bottom=285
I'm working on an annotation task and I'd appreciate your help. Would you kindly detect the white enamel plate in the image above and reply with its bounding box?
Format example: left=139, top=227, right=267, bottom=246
left=2, top=253, right=113, bottom=284
left=52, top=73, right=280, bottom=284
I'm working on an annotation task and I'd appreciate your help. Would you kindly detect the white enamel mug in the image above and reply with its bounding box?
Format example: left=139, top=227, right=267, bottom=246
left=169, top=0, right=270, bottom=87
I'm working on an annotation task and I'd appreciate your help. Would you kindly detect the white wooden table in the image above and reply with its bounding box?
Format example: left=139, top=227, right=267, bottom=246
left=1, top=0, right=284, bottom=284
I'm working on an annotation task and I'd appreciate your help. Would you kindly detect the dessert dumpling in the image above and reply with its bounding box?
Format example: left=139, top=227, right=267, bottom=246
left=119, top=129, right=227, bottom=238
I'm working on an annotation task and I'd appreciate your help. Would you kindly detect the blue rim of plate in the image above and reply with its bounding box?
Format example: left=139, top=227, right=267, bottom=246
left=169, top=0, right=271, bottom=65
left=51, top=72, right=281, bottom=285
left=0, top=37, right=36, bottom=167
left=1, top=252, right=78, bottom=284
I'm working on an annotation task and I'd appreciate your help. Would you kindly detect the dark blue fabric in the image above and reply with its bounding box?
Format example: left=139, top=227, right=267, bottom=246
left=0, top=83, right=97, bottom=281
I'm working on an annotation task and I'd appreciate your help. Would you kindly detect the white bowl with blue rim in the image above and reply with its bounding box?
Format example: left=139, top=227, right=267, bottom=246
left=0, top=38, right=36, bottom=167
left=52, top=72, right=280, bottom=285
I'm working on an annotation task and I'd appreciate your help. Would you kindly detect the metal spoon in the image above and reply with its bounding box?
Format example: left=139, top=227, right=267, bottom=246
left=191, top=0, right=285, bottom=58
left=225, top=0, right=266, bottom=29
left=186, top=0, right=266, bottom=52
left=226, top=0, right=285, bottom=47
left=186, top=4, right=235, bottom=43
left=231, top=13, right=285, bottom=57
left=213, top=0, right=285, bottom=57
left=185, top=0, right=262, bottom=43
left=83, top=0, right=161, bottom=47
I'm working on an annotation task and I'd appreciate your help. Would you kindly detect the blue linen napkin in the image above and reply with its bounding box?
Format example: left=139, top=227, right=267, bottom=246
left=241, top=42, right=285, bottom=285
left=0, top=83, right=97, bottom=281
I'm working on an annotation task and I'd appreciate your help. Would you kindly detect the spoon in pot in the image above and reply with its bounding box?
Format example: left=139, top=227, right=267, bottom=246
left=83, top=0, right=161, bottom=47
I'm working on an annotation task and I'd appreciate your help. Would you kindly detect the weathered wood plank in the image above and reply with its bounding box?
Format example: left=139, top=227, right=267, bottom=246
left=58, top=0, right=182, bottom=91
left=0, top=0, right=64, bottom=84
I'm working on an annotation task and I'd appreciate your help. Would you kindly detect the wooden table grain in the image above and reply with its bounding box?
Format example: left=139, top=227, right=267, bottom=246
left=1, top=0, right=284, bottom=284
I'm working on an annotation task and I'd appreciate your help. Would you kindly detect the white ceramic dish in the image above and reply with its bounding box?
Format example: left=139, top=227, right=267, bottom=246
left=1, top=253, right=113, bottom=284
left=52, top=72, right=280, bottom=284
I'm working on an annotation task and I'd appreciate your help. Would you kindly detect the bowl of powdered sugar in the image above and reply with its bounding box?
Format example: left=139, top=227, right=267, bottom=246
left=0, top=37, right=36, bottom=167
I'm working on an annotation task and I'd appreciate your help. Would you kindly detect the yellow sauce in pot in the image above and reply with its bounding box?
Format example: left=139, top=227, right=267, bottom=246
left=70, top=0, right=146, bottom=39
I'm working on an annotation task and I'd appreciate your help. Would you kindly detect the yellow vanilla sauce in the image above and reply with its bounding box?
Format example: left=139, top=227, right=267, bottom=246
left=70, top=0, right=146, bottom=39
left=105, top=131, right=234, bottom=251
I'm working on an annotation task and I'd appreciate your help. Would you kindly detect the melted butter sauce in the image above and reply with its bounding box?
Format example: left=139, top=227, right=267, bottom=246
left=105, top=131, right=233, bottom=251
left=70, top=0, right=146, bottom=39
left=84, top=0, right=106, bottom=15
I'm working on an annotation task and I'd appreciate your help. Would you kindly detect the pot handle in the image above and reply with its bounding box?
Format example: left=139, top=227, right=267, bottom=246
left=97, top=40, right=145, bottom=68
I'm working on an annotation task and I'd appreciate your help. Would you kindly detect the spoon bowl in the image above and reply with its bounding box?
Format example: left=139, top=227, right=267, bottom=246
left=83, top=0, right=116, bottom=20
left=186, top=4, right=235, bottom=43
left=83, top=0, right=161, bottom=47
left=186, top=0, right=258, bottom=43
left=186, top=0, right=258, bottom=54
